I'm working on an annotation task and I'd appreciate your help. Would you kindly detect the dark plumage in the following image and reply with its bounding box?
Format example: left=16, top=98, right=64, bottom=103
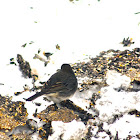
left=26, top=64, right=78, bottom=104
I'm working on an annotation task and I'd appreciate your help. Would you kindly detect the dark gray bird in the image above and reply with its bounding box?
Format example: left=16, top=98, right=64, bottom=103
left=26, top=64, right=77, bottom=104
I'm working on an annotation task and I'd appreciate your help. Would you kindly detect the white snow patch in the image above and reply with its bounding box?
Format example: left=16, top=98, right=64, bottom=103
left=107, top=114, right=140, bottom=139
left=49, top=120, right=86, bottom=140
left=95, top=87, right=140, bottom=122
left=106, top=70, right=131, bottom=90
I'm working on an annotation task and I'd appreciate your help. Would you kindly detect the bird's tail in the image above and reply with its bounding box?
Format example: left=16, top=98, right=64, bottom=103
left=25, top=92, right=44, bottom=101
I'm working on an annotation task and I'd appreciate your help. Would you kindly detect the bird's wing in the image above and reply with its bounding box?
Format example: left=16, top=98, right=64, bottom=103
left=41, top=81, right=70, bottom=94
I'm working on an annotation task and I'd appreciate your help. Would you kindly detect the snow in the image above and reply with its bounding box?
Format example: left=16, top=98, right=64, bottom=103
left=107, top=114, right=140, bottom=139
left=95, top=87, right=140, bottom=121
left=106, top=70, right=131, bottom=90
left=49, top=120, right=86, bottom=140
left=0, top=0, right=140, bottom=139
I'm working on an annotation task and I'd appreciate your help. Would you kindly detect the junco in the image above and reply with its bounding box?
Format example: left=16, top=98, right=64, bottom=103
left=26, top=64, right=78, bottom=104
